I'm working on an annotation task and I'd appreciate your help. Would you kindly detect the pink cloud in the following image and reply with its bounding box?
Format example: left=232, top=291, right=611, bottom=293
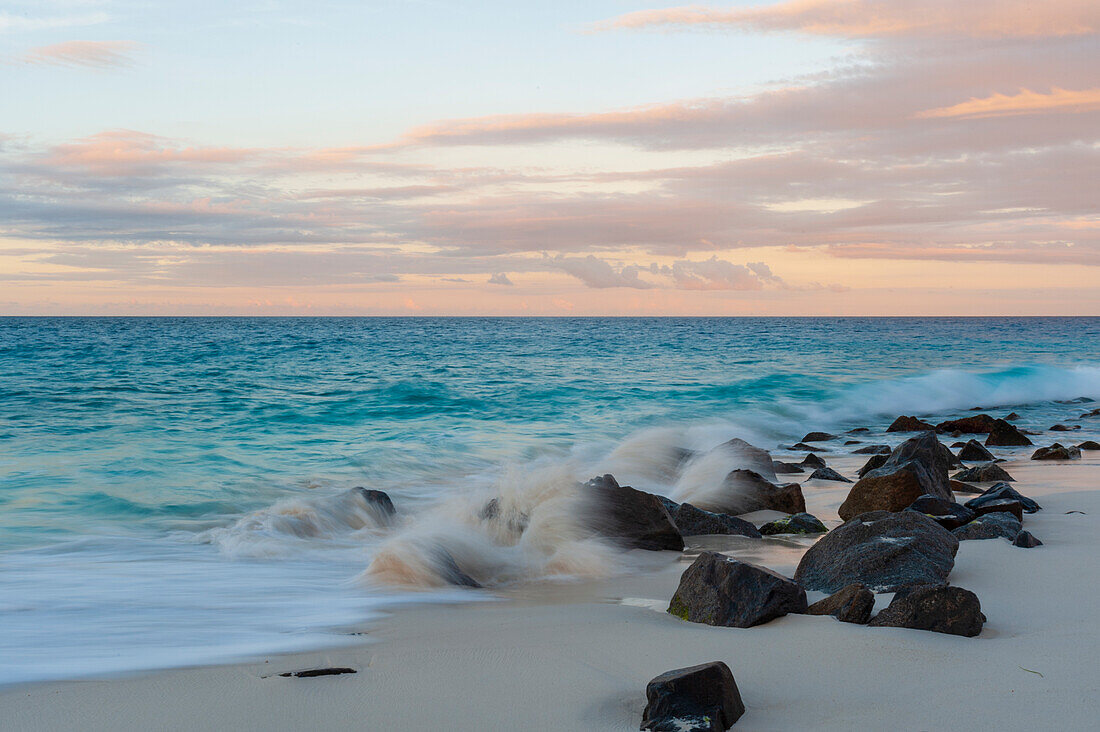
left=917, top=87, right=1100, bottom=119
left=18, top=41, right=142, bottom=69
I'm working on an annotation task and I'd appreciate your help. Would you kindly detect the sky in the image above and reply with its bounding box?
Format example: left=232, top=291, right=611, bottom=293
left=1, top=0, right=1098, bottom=315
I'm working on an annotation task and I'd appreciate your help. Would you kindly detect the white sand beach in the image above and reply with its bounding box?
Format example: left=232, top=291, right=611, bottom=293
left=3, top=451, right=1097, bottom=731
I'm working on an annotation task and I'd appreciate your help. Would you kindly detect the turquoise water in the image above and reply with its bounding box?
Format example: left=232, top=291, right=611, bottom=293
left=2, top=317, right=1100, bottom=683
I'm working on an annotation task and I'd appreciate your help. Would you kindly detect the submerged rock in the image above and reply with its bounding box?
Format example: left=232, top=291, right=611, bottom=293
left=802, top=431, right=838, bottom=442
left=869, top=584, right=984, bottom=637
left=1004, top=412, right=1021, bottom=420
left=807, top=467, right=852, bottom=483
left=937, top=414, right=996, bottom=434
left=759, top=512, right=827, bottom=536
left=433, top=547, right=482, bottom=588
left=953, top=512, right=1022, bottom=541
left=641, top=661, right=745, bottom=732
left=665, top=501, right=762, bottom=539
left=887, top=416, right=936, bottom=432
left=853, top=444, right=892, bottom=455
left=668, top=552, right=807, bottom=628
left=966, top=482, right=1040, bottom=513
left=906, top=494, right=976, bottom=531
left=838, top=431, right=953, bottom=520
left=801, top=453, right=827, bottom=469
left=952, top=462, right=1015, bottom=483
left=583, top=475, right=684, bottom=552
left=772, top=460, right=805, bottom=474
left=352, top=487, right=397, bottom=523
left=791, top=442, right=829, bottom=452
left=1049, top=424, right=1080, bottom=431
left=804, top=583, right=874, bottom=624
left=716, top=438, right=779, bottom=482
left=848, top=427, right=870, bottom=433
left=956, top=439, right=996, bottom=463
left=985, top=419, right=1032, bottom=447
left=1031, top=443, right=1082, bottom=460
left=794, top=511, right=958, bottom=594
left=1013, top=531, right=1043, bottom=548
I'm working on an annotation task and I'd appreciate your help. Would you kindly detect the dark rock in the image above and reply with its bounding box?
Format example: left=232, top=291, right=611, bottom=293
left=807, top=467, right=852, bottom=483
left=985, top=419, right=1032, bottom=447
left=1004, top=412, right=1021, bottom=420
left=965, top=482, right=1041, bottom=513
left=951, top=462, right=1015, bottom=483
left=478, top=497, right=529, bottom=534
left=717, top=438, right=779, bottom=482
left=950, top=441, right=967, bottom=448
left=844, top=440, right=861, bottom=445
left=953, top=511, right=1022, bottom=541
left=1013, top=531, right=1043, bottom=548
left=937, top=414, right=996, bottom=434
left=583, top=475, right=684, bottom=551
left=666, top=501, right=762, bottom=539
left=759, top=512, right=827, bottom=535
left=906, top=494, right=976, bottom=530
left=887, top=416, right=937, bottom=432
left=801, top=453, right=827, bottom=469
left=838, top=432, right=953, bottom=520
left=352, top=487, right=396, bottom=523
left=1081, top=408, right=1100, bottom=418
left=668, top=552, right=807, bottom=628
left=857, top=453, right=889, bottom=477
left=868, top=584, right=984, bottom=637
left=792, top=442, right=829, bottom=452
left=969, top=499, right=1024, bottom=521
left=804, top=583, right=874, bottom=624
left=772, top=460, right=805, bottom=474
left=956, top=439, right=996, bottom=462
left=1031, top=443, right=1082, bottom=460
left=1078, top=440, right=1100, bottom=450
left=433, top=547, right=482, bottom=588
left=847, top=427, right=870, bottom=433
left=949, top=479, right=982, bottom=494
left=279, top=667, right=357, bottom=678
left=705, top=470, right=806, bottom=516
left=794, top=511, right=958, bottom=593
left=853, top=444, right=891, bottom=455
left=641, top=661, right=745, bottom=732
left=1057, top=397, right=1094, bottom=404
left=802, top=431, right=838, bottom=442
left=1049, top=424, right=1080, bottom=431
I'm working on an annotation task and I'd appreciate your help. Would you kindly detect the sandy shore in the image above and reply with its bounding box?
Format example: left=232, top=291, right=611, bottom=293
left=3, top=452, right=1098, bottom=731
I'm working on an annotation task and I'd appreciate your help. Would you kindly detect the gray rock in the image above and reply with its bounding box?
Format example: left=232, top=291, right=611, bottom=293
left=706, top=470, right=805, bottom=516
left=669, top=552, right=807, bottom=628
left=772, top=460, right=805, bottom=474
left=717, top=438, right=778, bottom=482
left=853, top=444, right=892, bottom=455
left=965, top=482, right=1041, bottom=513
left=665, top=501, right=762, bottom=539
left=1031, top=443, right=1082, bottom=460
left=956, top=440, right=996, bottom=462
left=804, top=583, right=874, bottom=624
left=1077, top=440, right=1100, bottom=450
left=857, top=453, right=889, bottom=477
left=906, top=494, right=976, bottom=530
left=887, top=416, right=936, bottom=432
left=807, top=467, right=852, bottom=483
left=802, top=431, right=838, bottom=442
left=759, top=512, right=827, bottom=535
left=985, top=419, right=1032, bottom=447
left=1013, top=531, right=1043, bottom=548
left=839, top=431, right=953, bottom=520
left=794, top=510, right=959, bottom=593
left=641, top=661, right=745, bottom=732
left=801, top=453, right=827, bottom=469
left=952, top=462, right=1015, bottom=483
left=583, top=475, right=684, bottom=551
left=868, top=584, right=984, bottom=637
left=952, top=512, right=1022, bottom=541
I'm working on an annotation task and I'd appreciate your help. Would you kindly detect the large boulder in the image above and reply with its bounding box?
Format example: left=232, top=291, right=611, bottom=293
left=708, top=470, right=805, bottom=515
left=668, top=552, right=807, bottom=628
left=807, top=467, right=852, bottom=483
left=952, top=462, right=1015, bottom=483
left=1031, top=443, right=1082, bottom=460
left=804, top=583, right=874, bottom=624
left=759, top=512, right=827, bottom=535
left=953, top=512, right=1022, bottom=541
left=583, top=475, right=684, bottom=551
left=957, top=440, right=996, bottom=462
left=664, top=500, right=762, bottom=539
left=965, top=482, right=1041, bottom=513
left=794, top=511, right=959, bottom=593
left=985, top=419, right=1032, bottom=447
left=887, top=416, right=936, bottom=432
left=838, top=431, right=953, bottom=520
left=868, top=584, right=984, bottom=637
left=906, top=494, right=975, bottom=531
left=718, top=438, right=778, bottom=482
left=641, top=661, right=745, bottom=732
left=937, top=414, right=996, bottom=433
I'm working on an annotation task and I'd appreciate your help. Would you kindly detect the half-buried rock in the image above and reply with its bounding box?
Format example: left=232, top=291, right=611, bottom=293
left=641, top=661, right=745, bottom=732
left=1031, top=443, right=1082, bottom=460
left=906, top=494, right=975, bottom=530
left=804, top=583, right=874, bottom=624
left=583, top=475, right=684, bottom=551
left=985, top=418, right=1032, bottom=447
left=807, top=467, right=852, bottom=483
left=965, top=482, right=1041, bottom=514
left=868, top=584, right=984, bottom=637
left=953, top=512, right=1022, bottom=541
left=759, top=512, right=827, bottom=535
left=668, top=552, right=807, bottom=627
left=838, top=431, right=953, bottom=520
left=794, top=510, right=959, bottom=593
left=952, top=462, right=1014, bottom=483
left=662, top=500, right=761, bottom=539
left=887, top=415, right=936, bottom=432
left=1013, top=531, right=1043, bottom=548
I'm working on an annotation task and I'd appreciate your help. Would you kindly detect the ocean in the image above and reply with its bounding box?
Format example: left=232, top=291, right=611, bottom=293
left=2, top=317, right=1099, bottom=685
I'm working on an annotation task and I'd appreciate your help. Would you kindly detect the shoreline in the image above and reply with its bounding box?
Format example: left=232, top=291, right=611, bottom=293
left=4, top=451, right=1098, bottom=730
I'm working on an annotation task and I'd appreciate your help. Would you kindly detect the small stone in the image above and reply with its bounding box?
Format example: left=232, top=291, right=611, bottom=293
left=1049, top=424, right=1081, bottom=431
left=857, top=453, right=889, bottom=477
left=1004, top=412, right=1021, bottom=420
left=807, top=467, right=852, bottom=483
left=801, top=453, right=827, bottom=469
left=1012, top=531, right=1043, bottom=548
left=949, top=479, right=982, bottom=494
left=279, top=667, right=357, bottom=678
left=804, top=583, right=874, bottom=624
left=936, top=415, right=996, bottom=434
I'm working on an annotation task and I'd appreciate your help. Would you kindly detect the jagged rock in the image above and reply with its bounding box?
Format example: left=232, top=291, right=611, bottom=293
left=906, top=494, right=976, bottom=530
left=985, top=419, right=1032, bottom=447
left=792, top=442, right=829, bottom=452
left=807, top=467, right=852, bottom=483
left=772, top=460, right=805, bottom=474
left=838, top=432, right=953, bottom=520
left=1013, top=531, right=1043, bottom=548
left=937, top=414, right=996, bottom=434
left=802, top=431, right=838, bottom=442
left=970, top=499, right=1024, bottom=521
left=717, top=438, right=779, bottom=482
left=352, top=487, right=396, bottom=524
left=704, top=470, right=806, bottom=516
left=868, top=584, right=984, bottom=637
left=1032, top=443, right=1082, bottom=460
left=1078, top=440, right=1100, bottom=450
left=801, top=453, right=827, bottom=469
left=794, top=511, right=958, bottom=594
left=1049, top=424, right=1080, bottom=431
left=953, top=512, right=1022, bottom=541
left=952, top=462, right=1015, bottom=483
left=965, top=482, right=1041, bottom=513
left=641, top=661, right=745, bottom=732
left=664, top=500, right=762, bottom=539
left=949, top=479, right=982, bottom=494
left=857, top=453, right=889, bottom=477
left=1004, top=412, right=1021, bottom=420
left=853, top=444, right=892, bottom=455
left=887, top=416, right=937, bottom=432
left=759, top=512, right=827, bottom=535
left=668, top=552, right=807, bottom=628
left=956, top=440, right=996, bottom=462
left=433, top=547, right=482, bottom=588
left=583, top=475, right=684, bottom=551
left=804, top=583, right=874, bottom=624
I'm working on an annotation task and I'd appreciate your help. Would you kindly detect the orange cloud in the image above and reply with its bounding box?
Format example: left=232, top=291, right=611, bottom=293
left=917, top=88, right=1100, bottom=119
left=593, top=0, right=1100, bottom=39
left=18, top=41, right=142, bottom=69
